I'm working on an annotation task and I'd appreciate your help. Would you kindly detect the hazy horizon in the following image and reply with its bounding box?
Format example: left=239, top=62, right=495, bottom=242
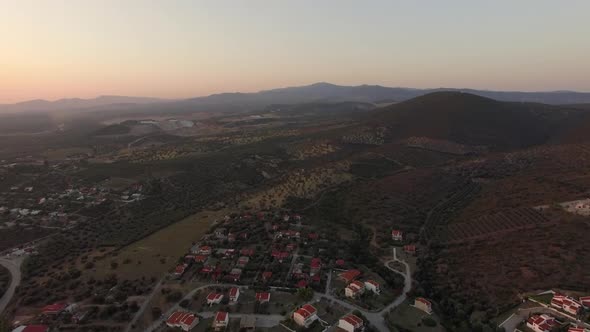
left=2, top=0, right=590, bottom=103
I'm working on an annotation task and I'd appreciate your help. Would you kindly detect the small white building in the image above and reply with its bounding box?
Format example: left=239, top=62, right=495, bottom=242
left=213, top=311, right=229, bottom=331
left=229, top=287, right=240, bottom=303
left=391, top=229, right=403, bottom=241
left=345, top=281, right=365, bottom=298
left=293, top=304, right=318, bottom=328
left=207, top=293, right=224, bottom=306
left=338, top=314, right=364, bottom=332
left=364, top=280, right=381, bottom=294
left=414, top=297, right=433, bottom=314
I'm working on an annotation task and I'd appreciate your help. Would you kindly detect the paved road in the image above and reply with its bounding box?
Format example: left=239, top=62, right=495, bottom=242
left=316, top=248, right=412, bottom=332
left=138, top=248, right=412, bottom=332
left=124, top=277, right=164, bottom=332
left=0, top=256, right=24, bottom=314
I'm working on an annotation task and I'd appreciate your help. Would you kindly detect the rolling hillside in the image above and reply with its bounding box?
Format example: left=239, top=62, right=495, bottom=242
left=368, top=92, right=586, bottom=149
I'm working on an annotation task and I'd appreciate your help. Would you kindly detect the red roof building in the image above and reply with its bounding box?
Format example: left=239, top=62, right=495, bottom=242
left=391, top=229, right=403, bottom=241
left=240, top=248, right=255, bottom=257
left=293, top=304, right=318, bottom=328
left=580, top=296, right=590, bottom=308
left=166, top=311, right=199, bottom=331
left=297, top=280, right=308, bottom=288
left=307, top=233, right=319, bottom=240
left=414, top=297, right=433, bottom=314
left=339, top=269, right=361, bottom=283
left=206, top=293, right=224, bottom=305
left=336, top=259, right=345, bottom=266
left=256, top=292, right=271, bottom=303
left=194, top=255, right=208, bottom=263
left=338, top=314, right=364, bottom=332
left=213, top=311, right=229, bottom=331
left=229, top=287, right=240, bottom=303
left=404, top=244, right=416, bottom=254
left=41, top=303, right=68, bottom=315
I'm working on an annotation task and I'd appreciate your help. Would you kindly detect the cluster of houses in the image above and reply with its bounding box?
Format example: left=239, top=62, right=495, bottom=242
left=166, top=310, right=228, bottom=332
left=175, top=211, right=327, bottom=289
left=551, top=293, right=590, bottom=316
left=1, top=180, right=145, bottom=229
left=526, top=314, right=558, bottom=332
left=339, top=269, right=381, bottom=298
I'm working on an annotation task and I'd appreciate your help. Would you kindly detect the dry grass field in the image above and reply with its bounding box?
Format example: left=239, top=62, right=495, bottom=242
left=91, top=209, right=230, bottom=279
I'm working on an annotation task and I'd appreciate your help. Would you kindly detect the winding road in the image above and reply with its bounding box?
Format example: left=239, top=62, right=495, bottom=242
left=0, top=256, right=24, bottom=314
left=130, top=247, right=411, bottom=332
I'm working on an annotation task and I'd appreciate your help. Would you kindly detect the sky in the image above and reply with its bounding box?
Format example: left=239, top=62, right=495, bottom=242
left=1, top=0, right=589, bottom=103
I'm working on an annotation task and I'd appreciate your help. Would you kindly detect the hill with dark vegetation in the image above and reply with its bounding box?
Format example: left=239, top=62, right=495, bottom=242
left=368, top=92, right=586, bottom=149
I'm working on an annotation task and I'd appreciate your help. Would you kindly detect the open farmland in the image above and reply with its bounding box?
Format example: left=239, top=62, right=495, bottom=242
left=91, top=209, right=227, bottom=280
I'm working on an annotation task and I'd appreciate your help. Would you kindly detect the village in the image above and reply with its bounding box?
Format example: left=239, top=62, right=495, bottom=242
left=0, top=157, right=146, bottom=236
left=5, top=211, right=425, bottom=332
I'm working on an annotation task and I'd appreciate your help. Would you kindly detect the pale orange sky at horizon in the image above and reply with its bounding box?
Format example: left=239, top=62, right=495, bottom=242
left=2, top=0, right=589, bottom=103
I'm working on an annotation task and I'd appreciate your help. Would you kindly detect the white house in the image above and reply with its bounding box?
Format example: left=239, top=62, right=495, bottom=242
left=345, top=281, right=365, bottom=298
left=213, top=311, right=229, bottom=331
left=414, top=297, right=433, bottom=314
left=293, top=304, right=318, bottom=328
left=166, top=311, right=199, bottom=331
left=207, top=293, right=224, bottom=306
left=364, top=280, right=381, bottom=294
left=229, top=287, right=240, bottom=303
left=338, top=314, right=364, bottom=332
left=526, top=314, right=557, bottom=332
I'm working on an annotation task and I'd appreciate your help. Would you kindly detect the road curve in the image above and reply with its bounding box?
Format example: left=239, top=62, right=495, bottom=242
left=0, top=256, right=23, bottom=314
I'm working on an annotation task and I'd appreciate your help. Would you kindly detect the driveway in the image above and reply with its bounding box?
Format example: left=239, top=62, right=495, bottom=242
left=0, top=256, right=24, bottom=314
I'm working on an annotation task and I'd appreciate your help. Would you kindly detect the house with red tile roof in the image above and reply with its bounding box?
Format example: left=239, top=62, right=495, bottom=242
left=339, top=269, right=361, bottom=283
left=174, top=264, right=189, bottom=277
left=414, top=297, right=433, bottom=314
left=296, top=280, right=308, bottom=288
left=197, top=245, right=213, bottom=255
left=229, top=287, right=240, bottom=303
left=404, top=244, right=417, bottom=255
left=194, top=255, right=208, bottom=263
left=579, top=296, right=590, bottom=308
left=293, top=304, right=318, bottom=328
left=256, top=292, right=271, bottom=303
left=310, top=258, right=322, bottom=276
left=338, top=314, right=364, bottom=332
left=364, top=280, right=381, bottom=294
left=551, top=294, right=582, bottom=315
left=206, top=293, right=224, bottom=306
left=567, top=327, right=588, bottom=332
left=526, top=314, right=557, bottom=332
left=41, top=303, right=68, bottom=315
left=271, top=250, right=290, bottom=263
left=336, top=259, right=345, bottom=267
left=345, top=280, right=365, bottom=298
left=307, top=233, right=319, bottom=240
left=166, top=311, right=199, bottom=331
left=391, top=230, right=403, bottom=241
left=213, top=311, right=229, bottom=331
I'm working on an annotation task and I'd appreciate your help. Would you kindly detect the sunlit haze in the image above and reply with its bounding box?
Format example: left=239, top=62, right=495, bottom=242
left=1, top=0, right=589, bottom=102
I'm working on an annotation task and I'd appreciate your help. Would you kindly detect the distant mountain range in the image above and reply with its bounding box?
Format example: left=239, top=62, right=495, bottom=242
left=0, top=95, right=168, bottom=113
left=2, top=83, right=590, bottom=114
